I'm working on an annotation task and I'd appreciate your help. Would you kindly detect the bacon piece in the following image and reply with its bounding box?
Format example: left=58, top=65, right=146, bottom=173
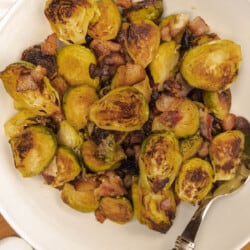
left=40, top=33, right=58, bottom=55
left=188, top=16, right=209, bottom=36
left=199, top=108, right=214, bottom=141
left=221, top=113, right=236, bottom=131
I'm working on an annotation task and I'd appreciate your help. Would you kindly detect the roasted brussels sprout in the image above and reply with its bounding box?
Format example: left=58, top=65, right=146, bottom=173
left=63, top=84, right=98, bottom=130
left=203, top=89, right=231, bottom=120
left=123, top=0, right=163, bottom=22
left=152, top=98, right=200, bottom=138
left=95, top=197, right=133, bottom=224
left=139, top=131, right=182, bottom=192
left=175, top=157, right=214, bottom=204
left=43, top=146, right=81, bottom=187
left=89, top=87, right=149, bottom=132
left=0, top=62, right=62, bottom=119
left=149, top=41, right=180, bottom=90
left=57, top=44, right=99, bottom=88
left=132, top=180, right=176, bottom=233
left=209, top=130, right=245, bottom=181
left=9, top=125, right=57, bottom=177
left=81, top=135, right=126, bottom=172
left=44, top=0, right=100, bottom=44
left=61, top=175, right=100, bottom=212
left=125, top=19, right=160, bottom=68
left=181, top=40, right=242, bottom=91
left=88, top=0, right=121, bottom=40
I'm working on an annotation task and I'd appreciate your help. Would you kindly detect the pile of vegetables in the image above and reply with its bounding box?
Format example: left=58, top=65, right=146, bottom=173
left=1, top=0, right=250, bottom=233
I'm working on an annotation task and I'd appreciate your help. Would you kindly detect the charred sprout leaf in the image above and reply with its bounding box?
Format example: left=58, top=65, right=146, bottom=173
left=88, top=0, right=121, bottom=41
left=149, top=41, right=180, bottom=91
left=209, top=130, right=245, bottom=181
left=175, top=157, right=214, bottom=204
left=125, top=19, right=160, bottom=68
left=139, top=131, right=182, bottom=192
left=89, top=87, right=149, bottom=132
left=43, top=146, right=81, bottom=187
left=9, top=125, right=57, bottom=177
left=123, top=0, right=163, bottom=22
left=203, top=89, right=231, bottom=120
left=63, top=84, right=98, bottom=130
left=44, top=0, right=100, bottom=44
left=181, top=40, right=242, bottom=91
left=57, top=44, right=99, bottom=87
left=95, top=196, right=133, bottom=224
left=132, top=179, right=176, bottom=233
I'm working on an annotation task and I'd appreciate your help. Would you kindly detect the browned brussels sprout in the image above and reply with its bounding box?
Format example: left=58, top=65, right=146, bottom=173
left=123, top=0, right=163, bottom=22
left=63, top=84, right=98, bottom=130
left=132, top=180, right=176, bottom=233
left=209, top=130, right=245, bottom=181
left=9, top=125, right=57, bottom=177
left=181, top=40, right=242, bottom=91
left=57, top=44, right=99, bottom=88
left=81, top=135, right=126, bottom=172
left=44, top=0, right=100, bottom=44
left=89, top=87, right=149, bottom=132
left=43, top=146, right=81, bottom=187
left=139, top=131, right=182, bottom=192
left=203, top=89, right=231, bottom=120
left=95, top=197, right=133, bottom=224
left=125, top=19, right=160, bottom=68
left=175, top=157, right=214, bottom=204
left=88, top=0, right=121, bottom=41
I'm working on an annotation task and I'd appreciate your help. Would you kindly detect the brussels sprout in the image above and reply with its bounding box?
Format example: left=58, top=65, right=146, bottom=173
left=95, top=197, right=133, bottom=224
left=0, top=62, right=62, bottom=118
left=61, top=175, right=100, bottom=212
left=209, top=130, right=245, bottom=181
left=181, top=40, right=242, bottom=91
left=139, top=131, right=182, bottom=192
left=175, top=157, right=214, bottom=203
left=89, top=87, right=149, bottom=132
left=87, top=0, right=121, bottom=40
left=125, top=19, right=160, bottom=68
left=44, top=0, right=100, bottom=44
left=132, top=180, right=176, bottom=233
left=203, top=89, right=231, bottom=120
left=123, top=0, right=163, bottom=22
left=152, top=98, right=199, bottom=138
left=63, top=84, right=98, bottom=130
left=180, top=133, right=203, bottom=161
left=149, top=41, right=180, bottom=90
left=43, top=146, right=81, bottom=187
left=57, top=44, right=99, bottom=87
left=9, top=125, right=57, bottom=177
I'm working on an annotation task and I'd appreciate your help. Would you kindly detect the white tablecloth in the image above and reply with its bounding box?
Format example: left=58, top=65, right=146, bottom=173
left=0, top=0, right=16, bottom=20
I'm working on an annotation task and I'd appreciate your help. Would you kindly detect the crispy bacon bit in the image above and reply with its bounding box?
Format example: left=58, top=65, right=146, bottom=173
left=40, top=33, right=58, bottom=55
left=115, top=0, right=132, bottom=8
left=188, top=16, right=209, bottom=36
left=221, top=113, right=236, bottom=131
left=30, top=65, right=47, bottom=82
left=235, top=116, right=250, bottom=135
left=198, top=140, right=210, bottom=158
left=161, top=25, right=172, bottom=42
left=199, top=108, right=214, bottom=141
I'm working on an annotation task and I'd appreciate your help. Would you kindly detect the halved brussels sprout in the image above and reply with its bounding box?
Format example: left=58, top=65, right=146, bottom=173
left=209, top=130, right=245, bottom=181
left=139, top=131, right=182, bottom=192
left=149, top=41, right=180, bottom=90
left=81, top=136, right=126, bottom=172
left=203, top=89, right=231, bottom=120
left=89, top=87, right=149, bottom=132
left=181, top=40, right=242, bottom=91
left=44, top=0, right=100, bottom=44
left=132, top=180, right=176, bottom=233
left=43, top=146, right=81, bottom=187
left=175, top=157, right=214, bottom=203
left=125, top=19, right=160, bottom=68
left=57, top=44, right=99, bottom=87
left=9, top=125, right=57, bottom=177
left=123, top=0, right=163, bottom=22
left=95, top=197, right=133, bottom=224
left=152, top=98, right=199, bottom=138
left=61, top=175, right=100, bottom=212
left=0, top=62, right=62, bottom=118
left=63, top=84, right=98, bottom=130
left=87, top=0, right=121, bottom=40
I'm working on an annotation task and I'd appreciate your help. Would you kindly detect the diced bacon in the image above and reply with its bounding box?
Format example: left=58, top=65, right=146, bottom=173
left=40, top=33, right=58, bottom=55
left=188, top=16, right=209, bottom=36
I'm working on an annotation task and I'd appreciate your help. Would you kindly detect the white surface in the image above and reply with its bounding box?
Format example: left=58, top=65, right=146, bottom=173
left=0, top=0, right=250, bottom=250
left=0, top=0, right=16, bottom=20
left=0, top=237, right=33, bottom=250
